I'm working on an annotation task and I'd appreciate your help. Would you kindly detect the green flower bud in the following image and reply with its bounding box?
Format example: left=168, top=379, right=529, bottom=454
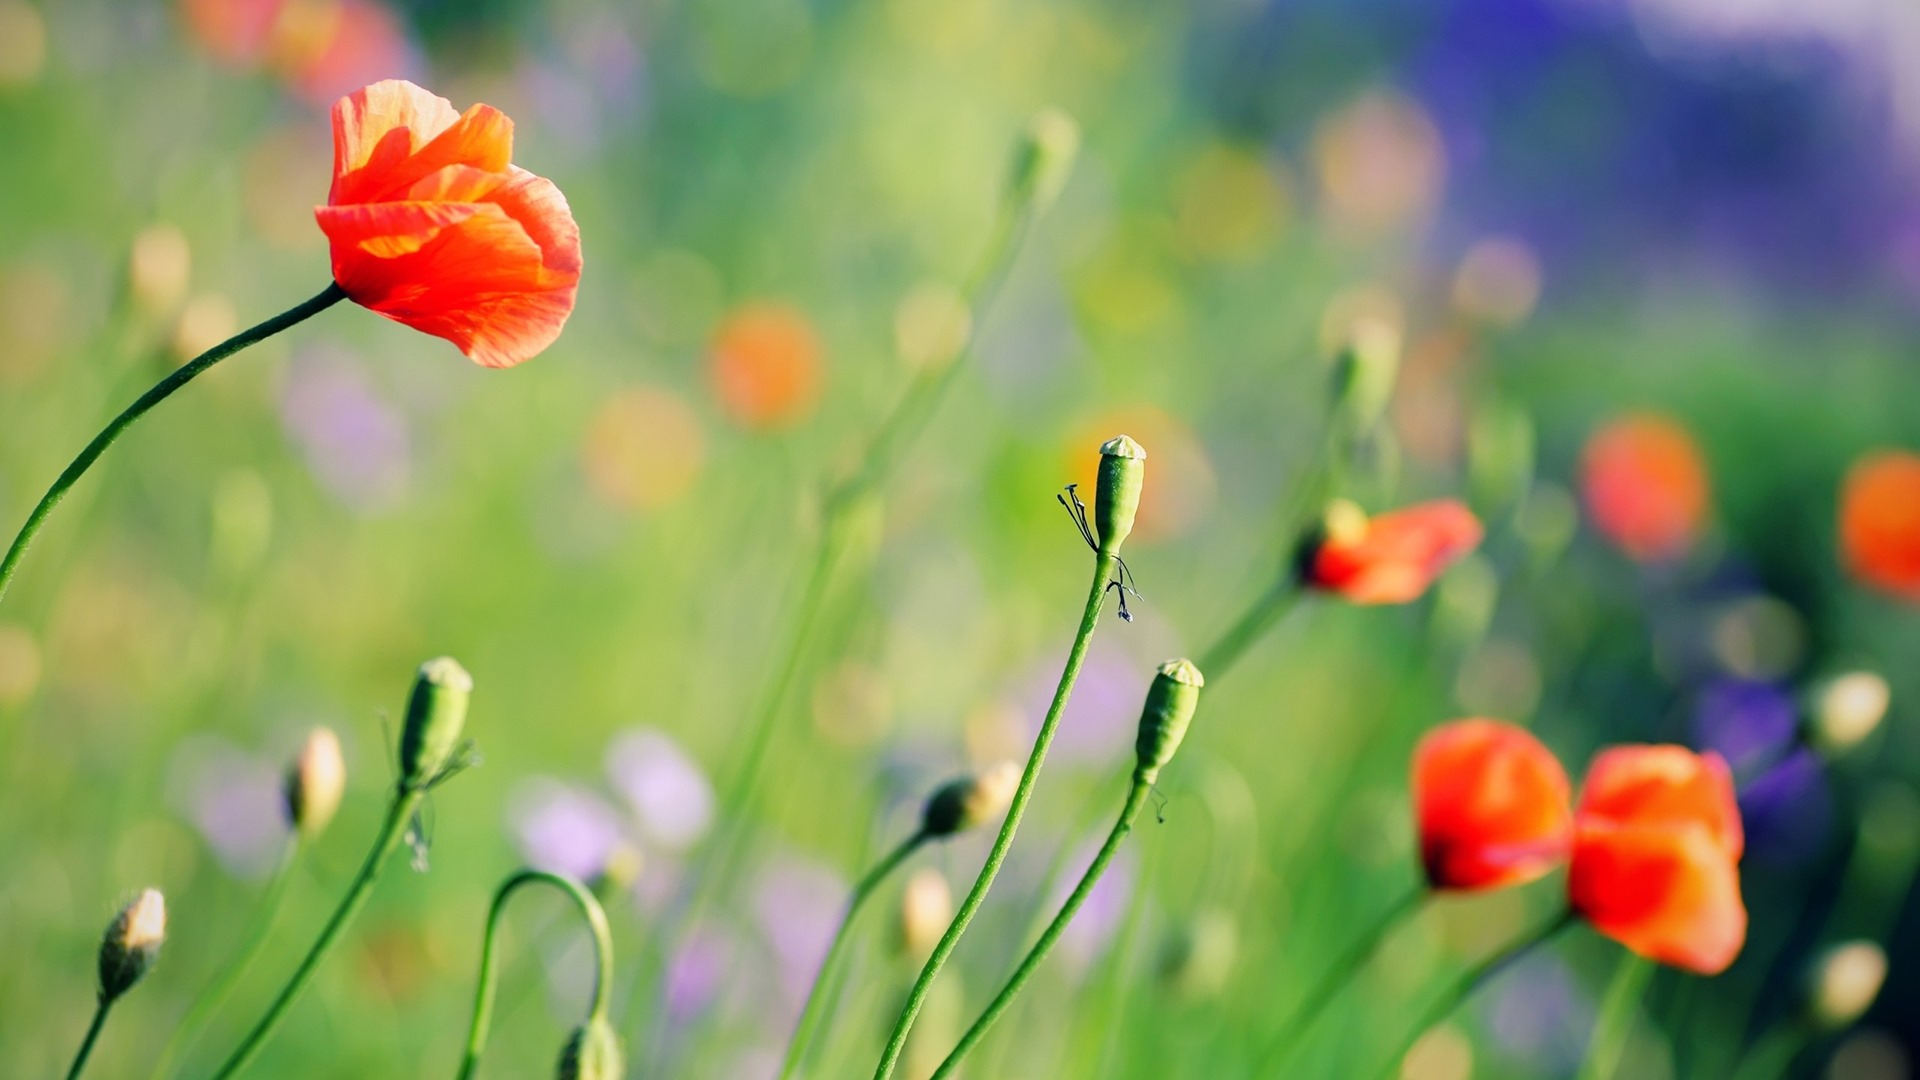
left=1134, top=659, right=1204, bottom=785
left=98, top=888, right=166, bottom=1003
left=1328, top=318, right=1400, bottom=434
left=556, top=1016, right=624, bottom=1080
left=921, top=762, right=1020, bottom=838
left=1094, top=435, right=1146, bottom=554
left=1007, top=108, right=1080, bottom=215
left=285, top=726, right=346, bottom=840
left=399, top=657, right=472, bottom=788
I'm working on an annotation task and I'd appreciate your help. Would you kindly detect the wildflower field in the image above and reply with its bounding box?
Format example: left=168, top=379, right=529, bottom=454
left=3, top=1, right=1920, bottom=1078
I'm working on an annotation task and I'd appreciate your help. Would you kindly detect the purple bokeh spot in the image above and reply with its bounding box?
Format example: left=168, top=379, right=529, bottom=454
left=280, top=347, right=411, bottom=513
left=1739, top=748, right=1834, bottom=866
left=1691, top=679, right=1798, bottom=776
left=507, top=778, right=627, bottom=882
left=166, top=736, right=288, bottom=880
left=605, top=727, right=714, bottom=850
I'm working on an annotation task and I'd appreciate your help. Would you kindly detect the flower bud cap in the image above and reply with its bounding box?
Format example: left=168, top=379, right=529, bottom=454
left=1135, top=658, right=1204, bottom=784
left=922, top=762, right=1020, bottom=838
left=399, top=656, right=472, bottom=787
left=1095, top=435, right=1147, bottom=554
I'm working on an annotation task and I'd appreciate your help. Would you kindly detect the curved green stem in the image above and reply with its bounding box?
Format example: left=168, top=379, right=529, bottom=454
left=779, top=831, right=928, bottom=1080
left=1575, top=954, right=1653, bottom=1080
left=207, top=782, right=423, bottom=1080
left=1371, top=910, right=1574, bottom=1080
left=1257, top=882, right=1426, bottom=1073
left=1198, top=579, right=1301, bottom=681
left=1727, top=1020, right=1811, bottom=1080
left=930, top=774, right=1153, bottom=1079
left=151, top=840, right=301, bottom=1080
left=871, top=550, right=1116, bottom=1080
left=0, top=282, right=346, bottom=604
left=66, top=999, right=113, bottom=1080
left=457, top=869, right=616, bottom=1080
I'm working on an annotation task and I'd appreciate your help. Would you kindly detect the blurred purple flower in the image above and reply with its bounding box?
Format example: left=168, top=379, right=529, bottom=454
left=605, top=727, right=714, bottom=850
left=665, top=921, right=739, bottom=1022
left=167, top=735, right=287, bottom=880
left=1691, top=679, right=1798, bottom=776
left=752, top=855, right=848, bottom=1015
left=1739, top=748, right=1835, bottom=866
left=1054, top=841, right=1137, bottom=976
left=1020, top=642, right=1147, bottom=766
left=507, top=778, right=628, bottom=882
left=1483, top=950, right=1593, bottom=1076
left=280, top=346, right=411, bottom=512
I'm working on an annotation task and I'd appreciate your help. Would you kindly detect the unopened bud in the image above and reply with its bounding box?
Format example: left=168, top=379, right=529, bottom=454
left=1806, top=941, right=1887, bottom=1030
left=1815, top=672, right=1890, bottom=755
left=1329, top=318, right=1401, bottom=433
left=1094, top=435, right=1146, bottom=554
left=1007, top=108, right=1080, bottom=215
left=921, top=762, right=1020, bottom=838
left=1134, top=659, right=1204, bottom=785
left=556, top=1016, right=624, bottom=1080
left=98, top=888, right=166, bottom=1003
left=898, top=868, right=954, bottom=958
left=399, top=657, right=472, bottom=788
left=285, top=727, right=346, bottom=839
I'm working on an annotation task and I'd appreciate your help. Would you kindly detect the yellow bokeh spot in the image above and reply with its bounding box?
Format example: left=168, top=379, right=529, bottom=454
left=582, top=387, right=707, bottom=512
left=0, top=623, right=42, bottom=707
left=173, top=294, right=238, bottom=363
left=1173, top=142, right=1291, bottom=263
left=893, top=282, right=972, bottom=372
left=1401, top=1024, right=1472, bottom=1080
left=0, top=1, right=46, bottom=87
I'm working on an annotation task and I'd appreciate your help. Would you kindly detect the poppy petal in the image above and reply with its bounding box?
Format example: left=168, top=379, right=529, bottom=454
left=1570, top=820, right=1747, bottom=975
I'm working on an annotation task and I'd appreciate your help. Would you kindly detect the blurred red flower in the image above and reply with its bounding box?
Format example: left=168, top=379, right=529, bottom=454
left=315, top=80, right=583, bottom=368
left=1840, top=450, right=1920, bottom=601
left=271, top=0, right=417, bottom=108
left=1580, top=414, right=1709, bottom=562
left=1413, top=719, right=1573, bottom=892
left=1568, top=746, right=1746, bottom=974
left=1301, top=499, right=1482, bottom=604
left=708, top=304, right=823, bottom=430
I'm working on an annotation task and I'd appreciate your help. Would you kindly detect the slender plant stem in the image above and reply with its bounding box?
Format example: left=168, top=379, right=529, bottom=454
left=151, top=840, right=301, bottom=1080
left=0, top=282, right=346, bottom=604
left=930, top=775, right=1152, bottom=1079
left=779, top=831, right=929, bottom=1080
left=1371, top=910, right=1574, bottom=1080
left=871, top=550, right=1116, bottom=1080
left=1727, top=1020, right=1812, bottom=1080
left=66, top=999, right=113, bottom=1080
left=207, top=784, right=423, bottom=1080
left=1257, top=882, right=1427, bottom=1073
left=1575, top=954, right=1654, bottom=1080
left=457, top=870, right=616, bottom=1080
left=1199, top=578, right=1302, bottom=680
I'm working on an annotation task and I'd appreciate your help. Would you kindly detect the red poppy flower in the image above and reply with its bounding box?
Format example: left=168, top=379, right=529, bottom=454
left=315, top=80, right=582, bottom=368
left=1568, top=746, right=1746, bottom=974
left=1302, top=499, right=1482, bottom=604
left=1414, top=719, right=1573, bottom=891
left=1839, top=450, right=1920, bottom=602
left=1580, top=414, right=1709, bottom=562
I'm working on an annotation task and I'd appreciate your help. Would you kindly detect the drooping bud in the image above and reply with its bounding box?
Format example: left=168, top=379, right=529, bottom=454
left=399, top=657, right=472, bottom=788
left=1006, top=108, right=1080, bottom=215
left=98, top=888, right=166, bottom=1003
left=1328, top=317, right=1401, bottom=435
left=1814, top=672, right=1891, bottom=755
left=898, top=868, right=954, bottom=959
left=1806, top=941, right=1887, bottom=1030
left=1134, top=659, right=1204, bottom=785
left=1094, top=435, right=1147, bottom=554
left=556, top=1016, right=624, bottom=1080
left=285, top=727, right=346, bottom=840
left=921, top=762, right=1020, bottom=838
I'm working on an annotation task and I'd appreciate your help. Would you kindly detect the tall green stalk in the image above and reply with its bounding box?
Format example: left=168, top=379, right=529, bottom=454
left=1576, top=954, right=1653, bottom=1080
left=65, top=1001, right=113, bottom=1080
left=151, top=841, right=301, bottom=1080
left=457, top=870, right=616, bottom=1080
left=1199, top=578, right=1301, bottom=678
left=779, top=832, right=928, bottom=1080
left=0, top=282, right=346, bottom=604
left=1256, top=883, right=1427, bottom=1072
left=870, top=550, right=1116, bottom=1080
left=929, top=776, right=1152, bottom=1078
left=206, top=788, right=422, bottom=1079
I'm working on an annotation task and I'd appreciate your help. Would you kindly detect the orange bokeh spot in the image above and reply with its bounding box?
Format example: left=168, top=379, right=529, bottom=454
left=1063, top=407, right=1216, bottom=544
left=1840, top=450, right=1920, bottom=602
left=708, top=303, right=823, bottom=430
left=1580, top=413, right=1710, bottom=562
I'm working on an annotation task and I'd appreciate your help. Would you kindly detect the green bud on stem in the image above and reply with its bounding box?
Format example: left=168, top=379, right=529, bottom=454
left=1094, top=435, right=1146, bottom=554
left=98, top=888, right=166, bottom=1004
left=556, top=1016, right=624, bottom=1080
left=921, top=762, right=1020, bottom=838
left=1007, top=108, right=1080, bottom=215
left=399, top=657, right=472, bottom=788
left=1134, top=659, right=1204, bottom=785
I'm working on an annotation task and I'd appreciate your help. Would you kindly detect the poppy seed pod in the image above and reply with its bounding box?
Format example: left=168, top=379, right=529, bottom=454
left=285, top=727, right=346, bottom=839
left=1007, top=108, right=1080, bottom=215
left=1134, top=659, right=1204, bottom=785
left=399, top=656, right=472, bottom=788
left=921, top=762, right=1021, bottom=838
left=98, top=888, right=166, bottom=1003
left=1094, top=435, right=1147, bottom=554
left=556, top=1016, right=624, bottom=1080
